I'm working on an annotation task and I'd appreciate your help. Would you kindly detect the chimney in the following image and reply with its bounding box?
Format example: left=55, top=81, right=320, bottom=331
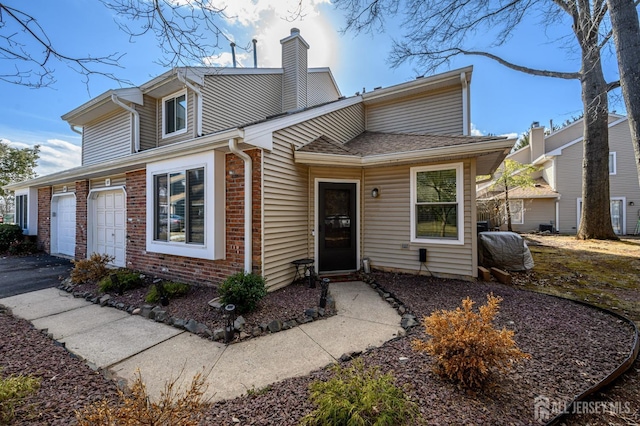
left=252, top=38, right=258, bottom=68
left=280, top=28, right=309, bottom=112
left=530, top=122, right=545, bottom=163
left=230, top=42, right=237, bottom=68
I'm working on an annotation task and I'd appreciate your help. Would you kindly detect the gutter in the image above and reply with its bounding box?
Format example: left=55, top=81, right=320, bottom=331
left=177, top=72, right=203, bottom=138
left=70, top=125, right=82, bottom=135
left=228, top=138, right=253, bottom=274
left=110, top=94, right=140, bottom=153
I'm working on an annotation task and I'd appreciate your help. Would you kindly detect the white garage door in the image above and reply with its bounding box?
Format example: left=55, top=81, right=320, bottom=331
left=93, top=189, right=126, bottom=267
left=54, top=194, right=76, bottom=256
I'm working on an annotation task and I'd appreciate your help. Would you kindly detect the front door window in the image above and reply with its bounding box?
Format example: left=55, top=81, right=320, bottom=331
left=318, top=182, right=357, bottom=272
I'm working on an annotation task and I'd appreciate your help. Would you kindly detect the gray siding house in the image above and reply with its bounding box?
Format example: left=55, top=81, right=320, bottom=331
left=479, top=114, right=640, bottom=235
left=8, top=29, right=513, bottom=290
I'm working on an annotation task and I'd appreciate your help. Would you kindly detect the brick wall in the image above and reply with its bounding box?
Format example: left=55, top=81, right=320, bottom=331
left=125, top=149, right=263, bottom=286
left=37, top=187, right=51, bottom=253
left=75, top=181, right=89, bottom=260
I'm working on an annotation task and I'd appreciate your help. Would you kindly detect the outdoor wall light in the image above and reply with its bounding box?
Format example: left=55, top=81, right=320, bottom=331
left=371, top=188, right=380, bottom=198
left=629, top=201, right=635, bottom=206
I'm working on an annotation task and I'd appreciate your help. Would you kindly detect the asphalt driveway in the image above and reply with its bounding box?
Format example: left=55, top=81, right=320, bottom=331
left=0, top=254, right=72, bottom=298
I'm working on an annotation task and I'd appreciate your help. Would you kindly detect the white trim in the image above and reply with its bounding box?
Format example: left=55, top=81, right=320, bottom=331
left=146, top=151, right=225, bottom=260
left=461, top=71, right=469, bottom=136
left=161, top=89, right=188, bottom=139
left=87, top=186, right=127, bottom=266
left=314, top=178, right=361, bottom=273
left=576, top=197, right=627, bottom=235
left=410, top=163, right=464, bottom=245
left=609, top=152, right=617, bottom=175
left=50, top=193, right=76, bottom=256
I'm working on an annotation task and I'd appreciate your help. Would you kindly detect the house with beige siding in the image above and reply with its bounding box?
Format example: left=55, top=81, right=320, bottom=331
left=478, top=114, right=640, bottom=235
left=7, top=29, right=514, bottom=290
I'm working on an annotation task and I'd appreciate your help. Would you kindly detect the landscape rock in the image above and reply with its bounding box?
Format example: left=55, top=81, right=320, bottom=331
left=185, top=319, right=208, bottom=334
left=267, top=319, right=283, bottom=333
left=401, top=314, right=418, bottom=329
left=99, top=294, right=111, bottom=307
left=132, top=308, right=141, bottom=315
left=171, top=318, right=186, bottom=328
left=233, top=316, right=246, bottom=330
left=213, top=328, right=225, bottom=340
left=305, top=307, right=318, bottom=319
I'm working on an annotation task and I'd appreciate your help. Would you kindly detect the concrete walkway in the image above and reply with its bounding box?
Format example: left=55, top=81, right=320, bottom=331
left=0, top=281, right=402, bottom=402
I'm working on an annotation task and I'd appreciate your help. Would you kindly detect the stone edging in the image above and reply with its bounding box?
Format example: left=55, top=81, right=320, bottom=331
left=57, top=279, right=337, bottom=344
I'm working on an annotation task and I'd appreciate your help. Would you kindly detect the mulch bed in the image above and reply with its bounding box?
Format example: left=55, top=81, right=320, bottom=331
left=1, top=272, right=636, bottom=425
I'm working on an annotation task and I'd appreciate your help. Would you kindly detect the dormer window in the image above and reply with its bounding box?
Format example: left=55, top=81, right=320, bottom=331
left=163, top=90, right=187, bottom=138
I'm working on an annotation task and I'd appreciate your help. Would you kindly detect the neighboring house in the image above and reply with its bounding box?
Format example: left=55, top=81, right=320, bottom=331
left=6, top=29, right=514, bottom=290
left=478, top=114, right=640, bottom=235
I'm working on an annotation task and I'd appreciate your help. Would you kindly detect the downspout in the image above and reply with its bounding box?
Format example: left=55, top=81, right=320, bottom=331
left=460, top=72, right=469, bottom=136
left=69, top=125, right=82, bottom=135
left=229, top=138, right=253, bottom=274
left=111, top=94, right=140, bottom=152
left=177, top=72, right=203, bottom=138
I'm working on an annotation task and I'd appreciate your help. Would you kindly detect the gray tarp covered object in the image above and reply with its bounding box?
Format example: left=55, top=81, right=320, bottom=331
left=478, top=231, right=534, bottom=271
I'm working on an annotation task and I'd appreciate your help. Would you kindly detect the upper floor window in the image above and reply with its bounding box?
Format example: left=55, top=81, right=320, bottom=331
left=163, top=91, right=187, bottom=138
left=410, top=163, right=464, bottom=245
left=15, top=194, right=28, bottom=230
left=609, top=152, right=617, bottom=175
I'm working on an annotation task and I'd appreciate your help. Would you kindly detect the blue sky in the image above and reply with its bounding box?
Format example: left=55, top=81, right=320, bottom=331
left=0, top=0, right=623, bottom=176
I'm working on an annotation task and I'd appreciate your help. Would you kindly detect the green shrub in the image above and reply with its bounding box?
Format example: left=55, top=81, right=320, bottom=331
left=0, top=224, right=24, bottom=252
left=412, top=294, right=530, bottom=389
left=70, top=253, right=114, bottom=285
left=301, top=359, right=418, bottom=426
left=218, top=272, right=267, bottom=314
left=98, top=270, right=144, bottom=293
left=145, top=281, right=191, bottom=303
left=0, top=369, right=41, bottom=424
left=7, top=239, right=39, bottom=256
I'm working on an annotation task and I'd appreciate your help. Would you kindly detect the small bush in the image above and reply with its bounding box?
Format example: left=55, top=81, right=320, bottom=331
left=0, top=224, right=24, bottom=252
left=70, top=253, right=114, bottom=285
left=145, top=281, right=191, bottom=303
left=412, top=294, right=530, bottom=389
left=75, top=369, right=208, bottom=425
left=98, top=270, right=144, bottom=293
left=0, top=369, right=41, bottom=424
left=218, top=272, right=267, bottom=314
left=301, top=359, right=418, bottom=426
left=7, top=239, right=39, bottom=256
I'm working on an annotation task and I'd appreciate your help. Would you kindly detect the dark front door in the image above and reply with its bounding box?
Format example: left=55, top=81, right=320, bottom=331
left=318, top=182, right=357, bottom=272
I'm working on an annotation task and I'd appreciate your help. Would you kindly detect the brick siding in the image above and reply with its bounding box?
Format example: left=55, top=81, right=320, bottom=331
left=125, top=149, right=263, bottom=286
left=37, top=187, right=51, bottom=253
left=75, top=180, right=89, bottom=260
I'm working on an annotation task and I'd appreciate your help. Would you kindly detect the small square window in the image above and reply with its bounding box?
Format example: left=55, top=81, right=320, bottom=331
left=163, top=91, right=187, bottom=137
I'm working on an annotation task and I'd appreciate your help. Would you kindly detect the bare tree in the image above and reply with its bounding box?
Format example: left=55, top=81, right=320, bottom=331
left=606, top=0, right=640, bottom=188
left=0, top=1, right=240, bottom=89
left=335, top=0, right=621, bottom=240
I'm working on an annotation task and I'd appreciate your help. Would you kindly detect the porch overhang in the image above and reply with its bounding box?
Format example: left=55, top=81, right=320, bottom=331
left=295, top=138, right=514, bottom=174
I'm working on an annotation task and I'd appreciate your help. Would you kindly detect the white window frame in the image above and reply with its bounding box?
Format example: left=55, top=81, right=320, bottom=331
left=162, top=90, right=188, bottom=138
left=410, top=163, right=464, bottom=245
left=609, top=152, right=617, bottom=175
left=505, top=199, right=524, bottom=225
left=146, top=152, right=225, bottom=260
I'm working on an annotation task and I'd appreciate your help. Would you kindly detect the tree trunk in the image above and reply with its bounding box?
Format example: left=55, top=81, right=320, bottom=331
left=504, top=184, right=513, bottom=232
left=576, top=39, right=618, bottom=240
left=607, top=0, right=640, bottom=189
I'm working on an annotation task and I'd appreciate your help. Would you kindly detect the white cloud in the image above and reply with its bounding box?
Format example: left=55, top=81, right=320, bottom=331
left=209, top=0, right=339, bottom=69
left=203, top=51, right=250, bottom=67
left=500, top=132, right=519, bottom=140
left=470, top=123, right=484, bottom=136
left=2, top=137, right=81, bottom=177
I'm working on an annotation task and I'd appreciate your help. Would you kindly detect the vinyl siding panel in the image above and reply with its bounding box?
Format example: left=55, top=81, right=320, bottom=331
left=157, top=89, right=195, bottom=147
left=365, top=87, right=462, bottom=135
left=609, top=121, right=640, bottom=234
left=555, top=142, right=583, bottom=233
left=262, top=104, right=365, bottom=290
left=201, top=74, right=282, bottom=134
left=137, top=94, right=158, bottom=151
left=542, top=161, right=556, bottom=190
left=307, top=72, right=339, bottom=106
left=509, top=198, right=556, bottom=233
left=82, top=110, right=131, bottom=165
left=90, top=175, right=127, bottom=190
left=52, top=183, right=76, bottom=195
left=363, top=160, right=475, bottom=277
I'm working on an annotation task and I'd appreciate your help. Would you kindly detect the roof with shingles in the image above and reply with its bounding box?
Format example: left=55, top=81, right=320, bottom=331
left=478, top=177, right=559, bottom=200
left=298, top=131, right=508, bottom=156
